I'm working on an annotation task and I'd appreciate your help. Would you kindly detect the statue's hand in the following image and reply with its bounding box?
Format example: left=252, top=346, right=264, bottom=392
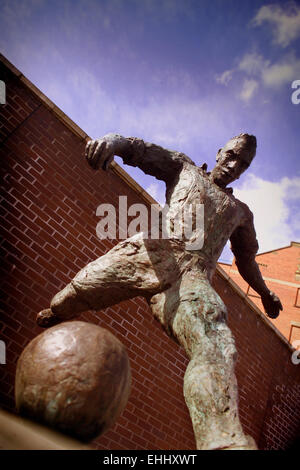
left=85, top=133, right=125, bottom=170
left=261, top=291, right=283, bottom=319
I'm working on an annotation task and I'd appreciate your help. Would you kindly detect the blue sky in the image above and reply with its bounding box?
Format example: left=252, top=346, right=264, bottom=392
left=1, top=0, right=300, bottom=262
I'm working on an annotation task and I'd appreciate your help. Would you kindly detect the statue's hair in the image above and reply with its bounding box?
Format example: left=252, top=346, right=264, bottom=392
left=216, top=133, right=257, bottom=164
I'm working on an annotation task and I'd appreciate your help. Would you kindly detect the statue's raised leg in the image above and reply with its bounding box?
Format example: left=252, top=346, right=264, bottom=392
left=37, top=233, right=182, bottom=327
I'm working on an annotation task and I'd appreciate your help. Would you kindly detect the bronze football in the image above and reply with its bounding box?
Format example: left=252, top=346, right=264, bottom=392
left=15, top=321, right=131, bottom=442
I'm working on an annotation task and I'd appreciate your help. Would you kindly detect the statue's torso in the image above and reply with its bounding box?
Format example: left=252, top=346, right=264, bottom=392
left=164, top=163, right=249, bottom=273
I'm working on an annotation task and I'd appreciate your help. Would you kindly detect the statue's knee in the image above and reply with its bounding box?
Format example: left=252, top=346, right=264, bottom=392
left=202, top=300, right=228, bottom=323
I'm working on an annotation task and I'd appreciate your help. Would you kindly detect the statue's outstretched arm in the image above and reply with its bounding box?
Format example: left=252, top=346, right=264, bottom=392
left=230, top=211, right=282, bottom=319
left=85, top=133, right=195, bottom=182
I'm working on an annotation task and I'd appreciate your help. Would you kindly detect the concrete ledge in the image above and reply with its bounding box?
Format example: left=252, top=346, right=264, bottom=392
left=224, top=268, right=300, bottom=289
left=0, top=408, right=90, bottom=450
left=0, top=53, right=22, bottom=77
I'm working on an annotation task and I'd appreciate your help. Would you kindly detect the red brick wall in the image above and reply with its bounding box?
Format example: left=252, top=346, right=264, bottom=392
left=256, top=245, right=300, bottom=284
left=220, top=244, right=300, bottom=342
left=1, top=57, right=300, bottom=450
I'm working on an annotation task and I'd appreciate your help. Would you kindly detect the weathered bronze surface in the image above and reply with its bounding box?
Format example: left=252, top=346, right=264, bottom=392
left=37, top=133, right=282, bottom=449
left=15, top=321, right=131, bottom=442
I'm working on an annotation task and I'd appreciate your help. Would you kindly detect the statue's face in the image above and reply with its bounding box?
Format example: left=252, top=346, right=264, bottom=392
left=210, top=134, right=256, bottom=188
left=211, top=150, right=250, bottom=187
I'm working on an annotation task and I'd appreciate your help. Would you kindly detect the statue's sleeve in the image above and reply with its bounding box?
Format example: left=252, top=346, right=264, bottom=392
left=121, top=138, right=196, bottom=182
left=229, top=204, right=274, bottom=300
left=229, top=206, right=259, bottom=262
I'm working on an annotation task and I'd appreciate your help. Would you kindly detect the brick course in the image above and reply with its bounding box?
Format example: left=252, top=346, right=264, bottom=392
left=1, top=55, right=299, bottom=449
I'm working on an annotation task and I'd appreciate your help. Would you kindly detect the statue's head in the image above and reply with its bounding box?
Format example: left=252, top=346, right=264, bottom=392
left=210, top=133, right=257, bottom=188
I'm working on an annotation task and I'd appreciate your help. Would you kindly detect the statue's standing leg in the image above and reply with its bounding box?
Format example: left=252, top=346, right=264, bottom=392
left=150, top=271, right=257, bottom=450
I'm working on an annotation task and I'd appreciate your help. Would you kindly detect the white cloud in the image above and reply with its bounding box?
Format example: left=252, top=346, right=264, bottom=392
left=216, top=2, right=300, bottom=101
left=253, top=2, right=300, bottom=47
left=262, top=56, right=300, bottom=88
left=234, top=51, right=300, bottom=98
left=238, top=52, right=269, bottom=76
left=234, top=174, right=300, bottom=253
left=215, top=69, right=233, bottom=86
left=239, top=78, right=259, bottom=102
left=217, top=50, right=300, bottom=102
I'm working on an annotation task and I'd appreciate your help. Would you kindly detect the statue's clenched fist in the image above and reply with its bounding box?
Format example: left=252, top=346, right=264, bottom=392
left=85, top=133, right=126, bottom=171
left=261, top=290, right=283, bottom=319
